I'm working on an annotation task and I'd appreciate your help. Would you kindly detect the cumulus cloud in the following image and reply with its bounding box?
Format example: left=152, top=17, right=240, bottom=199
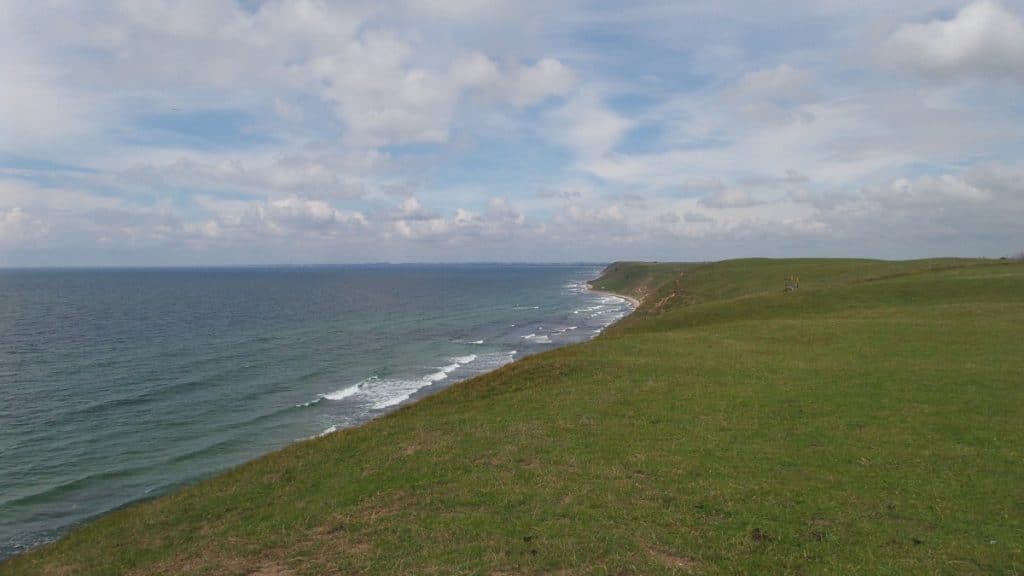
left=310, top=42, right=575, bottom=147
left=310, top=33, right=454, bottom=147
left=4, top=1, right=575, bottom=154
left=887, top=1, right=1024, bottom=82
left=393, top=196, right=438, bottom=221
left=790, top=173, right=996, bottom=215
left=506, top=58, right=577, bottom=106
left=548, top=90, right=632, bottom=160
left=487, top=197, right=525, bottom=226
left=452, top=53, right=576, bottom=106
left=537, top=187, right=583, bottom=200
left=394, top=217, right=447, bottom=240
left=2, top=1, right=1023, bottom=263
left=782, top=169, right=1020, bottom=255
left=264, top=196, right=368, bottom=229
left=196, top=195, right=367, bottom=238
left=392, top=196, right=526, bottom=241
left=560, top=204, right=626, bottom=227
left=451, top=52, right=502, bottom=88
left=0, top=207, right=48, bottom=245
left=878, top=174, right=992, bottom=205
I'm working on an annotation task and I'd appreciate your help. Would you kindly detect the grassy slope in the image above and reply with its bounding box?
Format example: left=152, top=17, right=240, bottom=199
left=5, top=258, right=1023, bottom=575
left=588, top=261, right=694, bottom=304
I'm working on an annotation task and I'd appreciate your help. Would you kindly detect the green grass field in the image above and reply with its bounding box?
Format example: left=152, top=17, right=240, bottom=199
left=5, top=258, right=1023, bottom=575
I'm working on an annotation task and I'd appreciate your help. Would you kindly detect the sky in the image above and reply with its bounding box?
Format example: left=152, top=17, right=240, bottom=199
left=1, top=0, right=1023, bottom=266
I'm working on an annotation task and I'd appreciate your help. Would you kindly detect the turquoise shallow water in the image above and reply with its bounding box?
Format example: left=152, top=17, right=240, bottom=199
left=0, top=264, right=631, bottom=560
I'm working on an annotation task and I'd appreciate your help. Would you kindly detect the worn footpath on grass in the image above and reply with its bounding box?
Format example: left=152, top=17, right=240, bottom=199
left=3, top=257, right=1023, bottom=575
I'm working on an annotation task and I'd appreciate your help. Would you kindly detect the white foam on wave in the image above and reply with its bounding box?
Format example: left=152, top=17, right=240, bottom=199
left=298, top=381, right=364, bottom=408
left=471, top=340, right=484, bottom=345
left=549, top=325, right=583, bottom=339
left=369, top=353, right=479, bottom=410
left=472, top=349, right=517, bottom=371
left=562, top=280, right=591, bottom=295
left=371, top=381, right=422, bottom=409
left=317, top=425, right=341, bottom=437
left=295, top=397, right=324, bottom=408
left=573, top=304, right=607, bottom=315
left=324, top=384, right=361, bottom=401
left=313, top=350, right=517, bottom=436
left=425, top=370, right=449, bottom=382
left=521, top=333, right=552, bottom=344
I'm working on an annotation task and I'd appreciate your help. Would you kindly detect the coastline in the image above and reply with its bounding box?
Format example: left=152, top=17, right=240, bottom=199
left=390, top=278, right=638, bottom=416
left=585, top=283, right=641, bottom=308
left=1, top=268, right=634, bottom=563
left=9, top=259, right=1021, bottom=574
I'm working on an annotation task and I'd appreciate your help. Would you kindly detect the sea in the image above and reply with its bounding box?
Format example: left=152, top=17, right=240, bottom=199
left=0, top=264, right=632, bottom=561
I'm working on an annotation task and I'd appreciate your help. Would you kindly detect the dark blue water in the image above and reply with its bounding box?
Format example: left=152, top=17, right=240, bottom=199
left=0, top=264, right=631, bottom=560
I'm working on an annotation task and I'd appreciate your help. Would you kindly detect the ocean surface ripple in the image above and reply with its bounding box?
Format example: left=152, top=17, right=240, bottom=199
left=0, top=264, right=633, bottom=560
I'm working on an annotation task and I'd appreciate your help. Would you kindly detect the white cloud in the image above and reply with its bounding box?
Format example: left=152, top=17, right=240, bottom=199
left=407, top=0, right=506, bottom=19
left=729, top=64, right=818, bottom=124
left=561, top=204, right=626, bottom=226
left=310, top=39, right=575, bottom=147
left=880, top=174, right=992, bottom=205
left=2, top=1, right=1023, bottom=263
left=506, top=58, right=577, bottom=106
left=310, top=32, right=455, bottom=147
left=0, top=9, right=103, bottom=152
left=549, top=90, right=632, bottom=160
left=0, top=207, right=48, bottom=245
left=395, top=196, right=437, bottom=221
left=266, top=196, right=368, bottom=229
left=394, top=217, right=448, bottom=240
left=451, top=52, right=501, bottom=88
left=733, top=65, right=816, bottom=105
left=887, top=1, right=1024, bottom=82
left=452, top=53, right=576, bottom=107
left=392, top=195, right=527, bottom=241
left=487, top=197, right=525, bottom=226
left=4, top=1, right=574, bottom=154
left=196, top=195, right=367, bottom=238
left=698, top=188, right=761, bottom=209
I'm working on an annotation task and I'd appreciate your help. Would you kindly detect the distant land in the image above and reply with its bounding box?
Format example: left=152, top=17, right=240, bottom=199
left=3, top=258, right=1022, bottom=574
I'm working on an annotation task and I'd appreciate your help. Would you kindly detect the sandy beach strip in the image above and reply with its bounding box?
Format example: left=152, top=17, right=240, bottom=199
left=585, top=283, right=641, bottom=308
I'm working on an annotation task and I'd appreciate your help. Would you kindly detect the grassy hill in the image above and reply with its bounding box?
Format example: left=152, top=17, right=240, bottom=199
left=587, top=261, right=695, bottom=304
left=4, top=258, right=1023, bottom=575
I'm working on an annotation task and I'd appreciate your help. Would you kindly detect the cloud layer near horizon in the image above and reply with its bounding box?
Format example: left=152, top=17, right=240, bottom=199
left=1, top=0, right=1022, bottom=265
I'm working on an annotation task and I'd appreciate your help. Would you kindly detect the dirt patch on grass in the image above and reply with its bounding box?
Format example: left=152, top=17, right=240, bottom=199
left=397, top=427, right=451, bottom=459
left=646, top=546, right=701, bottom=573
left=351, top=490, right=414, bottom=523
left=250, top=561, right=295, bottom=576
left=129, top=553, right=252, bottom=576
left=650, top=292, right=679, bottom=313
left=40, top=565, right=78, bottom=576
